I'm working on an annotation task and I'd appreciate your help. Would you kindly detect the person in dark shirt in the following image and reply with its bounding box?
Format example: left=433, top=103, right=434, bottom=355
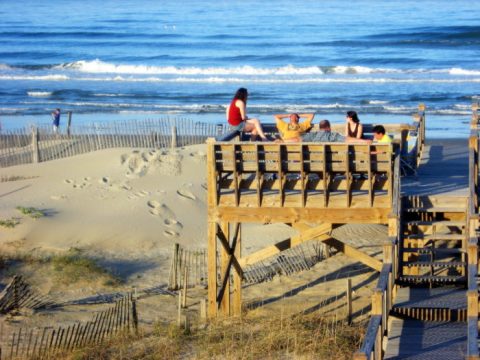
left=51, top=108, right=61, bottom=134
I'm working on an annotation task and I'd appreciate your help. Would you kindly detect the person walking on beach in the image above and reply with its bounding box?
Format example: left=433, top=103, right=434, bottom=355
left=275, top=113, right=314, bottom=142
left=51, top=108, right=61, bottom=134
left=226, top=88, right=268, bottom=141
left=345, top=110, right=363, bottom=139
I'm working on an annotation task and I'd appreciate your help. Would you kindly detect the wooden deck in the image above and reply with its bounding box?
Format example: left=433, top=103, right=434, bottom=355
left=206, top=104, right=480, bottom=359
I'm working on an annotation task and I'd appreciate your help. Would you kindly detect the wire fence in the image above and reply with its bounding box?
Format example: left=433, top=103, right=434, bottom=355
left=0, top=118, right=228, bottom=168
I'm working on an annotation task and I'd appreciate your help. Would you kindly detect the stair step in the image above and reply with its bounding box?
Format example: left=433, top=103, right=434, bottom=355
left=405, top=207, right=466, bottom=213
left=406, top=220, right=465, bottom=227
left=398, top=275, right=466, bottom=284
left=401, top=248, right=464, bottom=254
left=405, top=234, right=465, bottom=241
left=404, top=261, right=465, bottom=268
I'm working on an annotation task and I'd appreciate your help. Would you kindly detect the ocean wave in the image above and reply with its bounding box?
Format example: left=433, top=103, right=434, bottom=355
left=3, top=59, right=480, bottom=78
left=27, top=91, right=52, bottom=97
left=449, top=68, right=480, bottom=76
left=2, top=73, right=480, bottom=84
left=0, top=75, right=70, bottom=81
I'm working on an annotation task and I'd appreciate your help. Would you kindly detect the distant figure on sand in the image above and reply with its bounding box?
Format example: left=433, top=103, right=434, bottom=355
left=345, top=110, right=363, bottom=139
left=51, top=108, right=61, bottom=134
left=301, top=119, right=371, bottom=143
left=275, top=113, right=314, bottom=142
left=372, top=125, right=392, bottom=143
left=226, top=88, right=268, bottom=141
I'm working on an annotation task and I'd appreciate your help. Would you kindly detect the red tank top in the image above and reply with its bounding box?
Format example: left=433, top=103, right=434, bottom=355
left=228, top=99, right=243, bottom=126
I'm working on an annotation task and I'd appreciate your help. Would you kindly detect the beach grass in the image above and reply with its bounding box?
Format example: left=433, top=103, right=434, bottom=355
left=0, top=218, right=19, bottom=228
left=61, top=313, right=365, bottom=359
left=16, top=206, right=45, bottom=219
left=50, top=248, right=122, bottom=286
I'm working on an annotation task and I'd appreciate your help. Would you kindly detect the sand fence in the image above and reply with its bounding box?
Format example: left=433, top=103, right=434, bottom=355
left=0, top=118, right=228, bottom=168
left=0, top=276, right=137, bottom=360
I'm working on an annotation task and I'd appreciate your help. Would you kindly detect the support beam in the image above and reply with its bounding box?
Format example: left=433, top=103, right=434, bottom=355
left=207, top=222, right=217, bottom=318
left=323, top=238, right=382, bottom=272
left=212, top=207, right=389, bottom=224
left=293, top=222, right=382, bottom=271
left=239, top=223, right=333, bottom=267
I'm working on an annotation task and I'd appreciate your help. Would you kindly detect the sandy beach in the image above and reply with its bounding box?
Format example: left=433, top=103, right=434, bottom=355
left=0, top=144, right=386, bottom=332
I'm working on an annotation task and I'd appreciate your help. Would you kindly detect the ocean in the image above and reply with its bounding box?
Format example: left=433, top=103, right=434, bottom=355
left=0, top=0, right=479, bottom=137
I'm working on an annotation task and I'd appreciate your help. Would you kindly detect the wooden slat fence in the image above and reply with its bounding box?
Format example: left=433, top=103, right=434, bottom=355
left=0, top=276, right=55, bottom=314
left=0, top=293, right=137, bottom=360
left=0, top=118, right=228, bottom=168
left=168, top=239, right=327, bottom=291
left=168, top=243, right=208, bottom=291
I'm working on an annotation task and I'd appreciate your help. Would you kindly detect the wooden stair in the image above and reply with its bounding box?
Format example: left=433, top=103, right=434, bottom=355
left=400, top=196, right=467, bottom=285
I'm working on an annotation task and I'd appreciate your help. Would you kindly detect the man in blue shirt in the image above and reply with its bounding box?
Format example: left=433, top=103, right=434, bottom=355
left=51, top=108, right=61, bottom=134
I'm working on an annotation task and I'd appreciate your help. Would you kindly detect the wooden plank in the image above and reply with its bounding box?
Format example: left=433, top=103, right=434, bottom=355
left=207, top=221, right=218, bottom=318
left=232, top=223, right=242, bottom=316
left=212, top=207, right=390, bottom=224
left=324, top=238, right=383, bottom=271
left=239, top=223, right=332, bottom=267
left=220, top=222, right=230, bottom=316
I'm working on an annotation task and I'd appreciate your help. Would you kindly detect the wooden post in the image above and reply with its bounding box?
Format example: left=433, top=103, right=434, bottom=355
left=32, top=126, right=40, bottom=163
left=171, top=126, right=177, bottom=149
left=67, top=111, right=72, bottom=137
left=207, top=221, right=218, bottom=319
left=182, top=266, right=188, bottom=308
left=199, top=298, right=207, bottom=321
left=220, top=222, right=230, bottom=316
left=232, top=223, right=242, bottom=317
left=346, top=278, right=352, bottom=324
left=177, top=293, right=182, bottom=326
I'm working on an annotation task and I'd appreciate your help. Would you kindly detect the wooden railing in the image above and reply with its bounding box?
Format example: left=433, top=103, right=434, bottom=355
left=210, top=142, right=394, bottom=210
left=467, top=103, right=480, bottom=359
left=354, top=152, right=401, bottom=360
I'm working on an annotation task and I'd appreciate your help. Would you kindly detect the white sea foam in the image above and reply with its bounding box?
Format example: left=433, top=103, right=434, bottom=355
left=51, top=59, right=410, bottom=76
left=366, top=100, right=389, bottom=105
left=0, top=75, right=69, bottom=81
left=449, top=68, right=480, bottom=76
left=27, top=91, right=52, bottom=97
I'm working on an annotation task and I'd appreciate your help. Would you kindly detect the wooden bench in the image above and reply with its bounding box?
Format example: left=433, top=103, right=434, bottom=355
left=210, top=142, right=395, bottom=209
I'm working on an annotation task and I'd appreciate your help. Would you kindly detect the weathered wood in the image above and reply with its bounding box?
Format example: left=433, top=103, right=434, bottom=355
left=324, top=238, right=383, bottom=271
left=239, top=223, right=332, bottom=267
left=212, top=207, right=390, bottom=224
left=346, top=278, right=352, bottom=324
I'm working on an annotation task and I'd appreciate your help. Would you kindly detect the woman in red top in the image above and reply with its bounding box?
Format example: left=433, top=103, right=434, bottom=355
left=226, top=88, right=267, bottom=141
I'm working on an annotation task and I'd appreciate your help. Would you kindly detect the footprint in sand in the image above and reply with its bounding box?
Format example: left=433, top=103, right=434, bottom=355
left=190, top=151, right=206, bottom=162
left=51, top=194, right=67, bottom=201
left=147, top=200, right=161, bottom=209
left=84, top=177, right=91, bottom=181
left=176, top=188, right=196, bottom=201
left=148, top=202, right=173, bottom=218
left=100, top=177, right=110, bottom=184
left=163, top=229, right=179, bottom=237
left=164, top=218, right=183, bottom=231
left=64, top=179, right=74, bottom=184
left=201, top=183, right=207, bottom=191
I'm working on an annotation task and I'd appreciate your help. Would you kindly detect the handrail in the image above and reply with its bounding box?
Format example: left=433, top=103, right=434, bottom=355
left=467, top=103, right=479, bottom=359
left=354, top=151, right=401, bottom=360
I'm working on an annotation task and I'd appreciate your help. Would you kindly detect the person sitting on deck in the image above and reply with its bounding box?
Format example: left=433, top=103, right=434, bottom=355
left=372, top=125, right=392, bottom=144
left=274, top=113, right=314, bottom=142
left=226, top=87, right=268, bottom=141
left=300, top=120, right=371, bottom=143
left=345, top=110, right=363, bottom=139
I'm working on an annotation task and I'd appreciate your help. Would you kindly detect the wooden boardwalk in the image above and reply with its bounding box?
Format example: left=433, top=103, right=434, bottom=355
left=205, top=104, right=480, bottom=359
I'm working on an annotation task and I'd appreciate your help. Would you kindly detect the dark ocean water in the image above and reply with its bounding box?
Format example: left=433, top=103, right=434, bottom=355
left=0, top=0, right=479, bottom=136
